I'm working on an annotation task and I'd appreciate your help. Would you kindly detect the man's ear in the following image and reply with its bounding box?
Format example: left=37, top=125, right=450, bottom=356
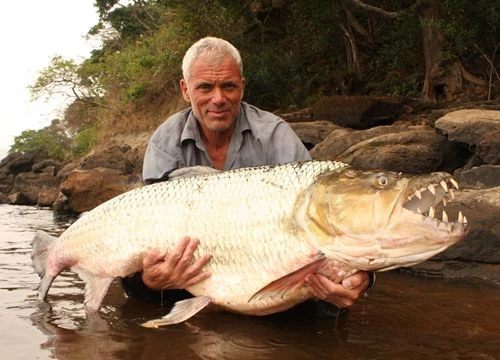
left=180, top=79, right=190, bottom=102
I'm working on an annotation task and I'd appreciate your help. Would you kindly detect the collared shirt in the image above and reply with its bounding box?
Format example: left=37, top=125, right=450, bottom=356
left=142, top=102, right=311, bottom=183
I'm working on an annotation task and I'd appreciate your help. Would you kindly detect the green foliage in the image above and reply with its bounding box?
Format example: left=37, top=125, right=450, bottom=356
left=25, top=0, right=499, bottom=158
left=72, top=127, right=98, bottom=157
left=9, top=120, right=70, bottom=161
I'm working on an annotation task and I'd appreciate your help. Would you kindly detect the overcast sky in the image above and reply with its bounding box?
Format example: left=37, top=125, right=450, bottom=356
left=0, top=1, right=100, bottom=159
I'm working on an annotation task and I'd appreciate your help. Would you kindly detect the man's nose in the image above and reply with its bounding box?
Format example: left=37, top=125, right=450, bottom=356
left=212, top=86, right=225, bottom=104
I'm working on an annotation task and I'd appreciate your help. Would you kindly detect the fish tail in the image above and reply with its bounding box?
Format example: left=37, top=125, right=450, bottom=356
left=31, top=230, right=57, bottom=300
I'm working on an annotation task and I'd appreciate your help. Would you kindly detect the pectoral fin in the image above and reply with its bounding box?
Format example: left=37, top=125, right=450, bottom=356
left=141, top=296, right=212, bottom=328
left=248, top=253, right=327, bottom=302
left=74, top=266, right=114, bottom=312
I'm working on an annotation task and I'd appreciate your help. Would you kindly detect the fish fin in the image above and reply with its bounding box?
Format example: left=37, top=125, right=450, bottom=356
left=38, top=274, right=55, bottom=301
left=31, top=231, right=58, bottom=301
left=74, top=267, right=114, bottom=312
left=168, top=166, right=220, bottom=179
left=31, top=230, right=57, bottom=277
left=248, top=253, right=327, bottom=303
left=141, top=296, right=212, bottom=328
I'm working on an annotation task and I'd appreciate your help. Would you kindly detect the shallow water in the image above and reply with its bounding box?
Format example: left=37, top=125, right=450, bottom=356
left=1, top=204, right=499, bottom=360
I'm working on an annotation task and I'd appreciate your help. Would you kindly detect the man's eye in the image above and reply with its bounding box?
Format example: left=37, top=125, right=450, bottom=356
left=198, top=84, right=212, bottom=90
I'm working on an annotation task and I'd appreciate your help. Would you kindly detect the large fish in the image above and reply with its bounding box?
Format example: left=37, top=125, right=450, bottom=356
left=31, top=161, right=468, bottom=327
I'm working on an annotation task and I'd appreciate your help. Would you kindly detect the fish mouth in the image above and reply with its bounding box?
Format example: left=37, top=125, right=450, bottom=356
left=401, top=175, right=468, bottom=230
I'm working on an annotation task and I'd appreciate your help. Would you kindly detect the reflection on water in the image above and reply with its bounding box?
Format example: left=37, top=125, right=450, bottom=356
left=1, top=204, right=500, bottom=360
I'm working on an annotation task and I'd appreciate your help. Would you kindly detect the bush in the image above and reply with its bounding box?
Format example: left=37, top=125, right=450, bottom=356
left=72, top=127, right=98, bottom=157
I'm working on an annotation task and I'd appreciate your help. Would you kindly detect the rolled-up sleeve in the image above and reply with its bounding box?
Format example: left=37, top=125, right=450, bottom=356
left=142, top=137, right=180, bottom=184
left=268, top=121, right=312, bottom=163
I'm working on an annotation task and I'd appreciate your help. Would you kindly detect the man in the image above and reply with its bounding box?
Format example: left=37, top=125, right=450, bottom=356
left=124, top=37, right=372, bottom=311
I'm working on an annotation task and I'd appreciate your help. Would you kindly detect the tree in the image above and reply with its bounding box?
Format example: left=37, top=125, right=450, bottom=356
left=9, top=120, right=71, bottom=160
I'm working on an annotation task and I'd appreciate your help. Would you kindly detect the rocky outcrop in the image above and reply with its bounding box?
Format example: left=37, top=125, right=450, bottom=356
left=0, top=145, right=144, bottom=212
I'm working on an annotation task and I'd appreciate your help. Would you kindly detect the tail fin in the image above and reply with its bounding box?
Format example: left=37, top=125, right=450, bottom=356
left=31, top=230, right=56, bottom=277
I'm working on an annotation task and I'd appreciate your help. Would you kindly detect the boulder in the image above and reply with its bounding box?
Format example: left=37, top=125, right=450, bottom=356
left=454, top=165, right=500, bottom=189
left=0, top=192, right=11, bottom=204
left=310, top=95, right=403, bottom=129
left=290, top=121, right=342, bottom=149
left=406, top=187, right=500, bottom=283
left=11, top=172, right=61, bottom=205
left=60, top=168, right=142, bottom=213
left=81, top=145, right=134, bottom=174
left=1, top=149, right=48, bottom=174
left=0, top=172, right=14, bottom=194
left=37, top=189, right=61, bottom=207
left=435, top=109, right=500, bottom=146
left=310, top=124, right=468, bottom=173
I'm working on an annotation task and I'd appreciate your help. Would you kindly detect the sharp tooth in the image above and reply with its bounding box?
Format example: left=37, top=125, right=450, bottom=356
left=442, top=210, right=448, bottom=222
left=429, top=206, right=435, bottom=218
left=463, top=215, right=468, bottom=224
left=449, top=189, right=455, bottom=200
left=415, top=190, right=422, bottom=199
left=442, top=198, right=447, bottom=206
left=458, top=211, right=464, bottom=223
left=427, top=184, right=436, bottom=195
left=450, top=178, right=459, bottom=190
left=417, top=208, right=422, bottom=214
left=440, top=180, right=449, bottom=192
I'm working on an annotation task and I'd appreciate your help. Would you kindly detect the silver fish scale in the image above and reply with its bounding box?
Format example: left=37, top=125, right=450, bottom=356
left=56, top=160, right=348, bottom=312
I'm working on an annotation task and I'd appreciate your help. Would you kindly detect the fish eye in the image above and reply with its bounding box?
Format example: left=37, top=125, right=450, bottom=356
left=378, top=176, right=389, bottom=187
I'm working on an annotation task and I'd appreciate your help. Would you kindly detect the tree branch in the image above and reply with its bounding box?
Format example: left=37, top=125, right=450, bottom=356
left=349, top=0, right=401, bottom=19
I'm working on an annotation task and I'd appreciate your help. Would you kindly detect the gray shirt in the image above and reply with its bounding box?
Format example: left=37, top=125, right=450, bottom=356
left=142, top=102, right=311, bottom=183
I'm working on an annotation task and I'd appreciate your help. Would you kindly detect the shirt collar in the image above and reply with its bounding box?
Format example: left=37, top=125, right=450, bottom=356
left=180, top=104, right=251, bottom=146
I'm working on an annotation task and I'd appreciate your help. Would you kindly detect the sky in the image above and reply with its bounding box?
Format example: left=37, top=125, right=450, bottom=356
left=0, top=1, right=101, bottom=160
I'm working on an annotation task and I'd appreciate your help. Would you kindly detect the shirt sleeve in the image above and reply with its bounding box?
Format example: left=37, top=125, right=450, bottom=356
left=142, top=138, right=180, bottom=184
left=267, top=121, right=312, bottom=163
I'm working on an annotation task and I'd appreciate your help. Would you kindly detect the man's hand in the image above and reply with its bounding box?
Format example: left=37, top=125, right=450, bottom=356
left=141, top=236, right=212, bottom=290
left=305, top=271, right=371, bottom=308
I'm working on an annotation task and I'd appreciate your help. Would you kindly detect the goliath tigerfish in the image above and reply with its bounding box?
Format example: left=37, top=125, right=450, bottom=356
left=31, top=160, right=468, bottom=327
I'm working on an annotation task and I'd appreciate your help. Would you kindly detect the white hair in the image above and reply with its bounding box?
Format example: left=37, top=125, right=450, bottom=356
left=182, top=37, right=243, bottom=82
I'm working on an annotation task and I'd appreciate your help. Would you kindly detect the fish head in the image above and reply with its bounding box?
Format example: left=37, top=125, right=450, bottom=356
left=301, top=168, right=469, bottom=271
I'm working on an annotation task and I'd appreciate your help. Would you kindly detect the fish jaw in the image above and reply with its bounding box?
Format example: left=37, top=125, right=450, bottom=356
left=297, top=169, right=469, bottom=273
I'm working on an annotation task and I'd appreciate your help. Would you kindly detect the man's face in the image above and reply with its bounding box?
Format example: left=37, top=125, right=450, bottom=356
left=180, top=55, right=245, bottom=134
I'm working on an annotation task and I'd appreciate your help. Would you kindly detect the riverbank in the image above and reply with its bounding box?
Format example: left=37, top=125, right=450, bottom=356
left=1, top=96, right=499, bottom=283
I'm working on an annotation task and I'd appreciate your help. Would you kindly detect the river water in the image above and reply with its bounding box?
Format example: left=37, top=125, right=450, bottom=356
left=1, top=204, right=499, bottom=360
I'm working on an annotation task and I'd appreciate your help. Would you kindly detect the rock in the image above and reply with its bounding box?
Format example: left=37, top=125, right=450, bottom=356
left=454, top=165, right=500, bottom=189
left=2, top=149, right=49, bottom=174
left=81, top=145, right=134, bottom=174
left=436, top=187, right=500, bottom=263
left=310, top=95, right=403, bottom=129
left=310, top=124, right=468, bottom=173
left=0, top=192, right=11, bottom=204
left=477, top=130, right=500, bottom=165
left=435, top=109, right=500, bottom=165
left=8, top=192, right=33, bottom=205
left=60, top=168, right=142, bottom=213
left=0, top=172, right=14, bottom=194
left=407, top=186, right=500, bottom=283
left=435, top=109, right=500, bottom=146
left=11, top=172, right=61, bottom=205
left=32, top=159, right=60, bottom=173
left=37, top=189, right=61, bottom=207
left=290, top=121, right=341, bottom=149
left=52, top=193, right=71, bottom=214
